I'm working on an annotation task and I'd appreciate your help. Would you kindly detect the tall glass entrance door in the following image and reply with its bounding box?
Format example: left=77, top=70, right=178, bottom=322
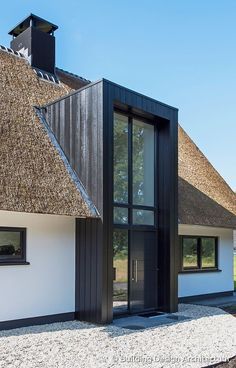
left=129, top=231, right=157, bottom=313
left=113, top=230, right=158, bottom=315
left=112, top=110, right=157, bottom=315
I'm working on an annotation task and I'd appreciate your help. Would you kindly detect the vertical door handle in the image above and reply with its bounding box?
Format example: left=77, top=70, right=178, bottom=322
left=132, top=259, right=138, bottom=282
left=135, top=259, right=138, bottom=282
left=132, top=260, right=135, bottom=281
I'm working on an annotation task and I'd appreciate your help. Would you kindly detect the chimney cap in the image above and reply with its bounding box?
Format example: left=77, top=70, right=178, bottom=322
left=8, top=13, right=58, bottom=37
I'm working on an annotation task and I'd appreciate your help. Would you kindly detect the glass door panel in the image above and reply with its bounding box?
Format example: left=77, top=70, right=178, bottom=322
left=113, top=230, right=129, bottom=314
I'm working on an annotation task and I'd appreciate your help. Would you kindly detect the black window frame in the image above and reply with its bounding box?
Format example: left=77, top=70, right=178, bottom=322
left=113, top=108, right=158, bottom=229
left=180, top=235, right=219, bottom=273
left=0, top=227, right=29, bottom=266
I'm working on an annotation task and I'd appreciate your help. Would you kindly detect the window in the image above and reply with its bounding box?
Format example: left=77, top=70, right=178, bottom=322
left=201, top=237, right=217, bottom=268
left=0, top=227, right=27, bottom=265
left=132, top=119, right=154, bottom=206
left=113, top=111, right=156, bottom=227
left=132, top=209, right=154, bottom=226
left=183, top=237, right=198, bottom=269
left=181, top=236, right=218, bottom=271
left=113, top=113, right=129, bottom=204
left=113, top=229, right=128, bottom=312
left=114, top=207, right=128, bottom=224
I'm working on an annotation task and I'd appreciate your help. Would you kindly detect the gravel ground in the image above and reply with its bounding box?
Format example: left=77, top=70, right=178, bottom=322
left=0, top=304, right=235, bottom=368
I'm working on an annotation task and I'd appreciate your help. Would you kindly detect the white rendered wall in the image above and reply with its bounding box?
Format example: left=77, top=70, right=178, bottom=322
left=178, top=225, right=234, bottom=298
left=0, top=211, right=75, bottom=322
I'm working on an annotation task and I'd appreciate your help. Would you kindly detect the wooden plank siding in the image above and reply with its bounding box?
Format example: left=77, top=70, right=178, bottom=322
left=75, top=218, right=106, bottom=323
left=43, top=79, right=178, bottom=323
left=158, top=115, right=178, bottom=312
left=45, top=81, right=104, bottom=216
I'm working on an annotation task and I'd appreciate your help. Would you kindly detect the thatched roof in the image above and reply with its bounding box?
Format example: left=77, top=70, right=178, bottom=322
left=179, top=126, right=236, bottom=228
left=0, top=49, right=97, bottom=217
left=0, top=47, right=235, bottom=226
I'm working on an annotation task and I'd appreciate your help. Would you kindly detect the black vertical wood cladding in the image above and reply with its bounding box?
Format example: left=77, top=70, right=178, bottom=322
left=76, top=218, right=104, bottom=323
left=157, top=114, right=178, bottom=312
left=45, top=79, right=178, bottom=323
left=45, top=82, right=104, bottom=216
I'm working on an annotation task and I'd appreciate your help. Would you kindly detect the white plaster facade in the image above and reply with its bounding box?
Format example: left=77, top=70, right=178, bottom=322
left=0, top=211, right=75, bottom=322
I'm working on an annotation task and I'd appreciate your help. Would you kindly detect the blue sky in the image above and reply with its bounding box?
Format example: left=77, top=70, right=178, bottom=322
left=1, top=1, right=235, bottom=189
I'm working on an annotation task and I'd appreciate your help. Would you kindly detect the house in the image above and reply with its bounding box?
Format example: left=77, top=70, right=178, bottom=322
left=0, top=14, right=235, bottom=329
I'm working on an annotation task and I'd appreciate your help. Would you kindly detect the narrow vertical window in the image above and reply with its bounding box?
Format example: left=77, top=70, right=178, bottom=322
left=113, top=113, right=129, bottom=204
left=183, top=237, right=198, bottom=269
left=201, top=238, right=217, bottom=268
left=132, top=119, right=154, bottom=206
left=113, top=230, right=128, bottom=313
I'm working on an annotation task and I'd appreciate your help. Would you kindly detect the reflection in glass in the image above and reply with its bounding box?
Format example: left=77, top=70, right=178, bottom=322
left=113, top=113, right=129, bottom=203
left=114, top=207, right=128, bottom=224
left=0, top=232, right=21, bottom=258
left=133, top=120, right=154, bottom=206
left=183, top=238, right=198, bottom=269
left=113, top=230, right=128, bottom=313
left=201, top=238, right=216, bottom=268
left=132, top=210, right=154, bottom=225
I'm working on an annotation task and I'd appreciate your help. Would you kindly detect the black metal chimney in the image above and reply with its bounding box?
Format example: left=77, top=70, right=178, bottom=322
left=9, top=14, right=58, bottom=74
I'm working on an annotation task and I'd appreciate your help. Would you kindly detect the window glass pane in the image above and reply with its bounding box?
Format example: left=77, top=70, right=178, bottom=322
left=114, top=207, right=128, bottom=224
left=201, top=238, right=216, bottom=268
left=183, top=237, right=198, bottom=269
left=0, top=231, right=21, bottom=258
left=133, top=119, right=154, bottom=206
left=113, top=230, right=128, bottom=314
left=113, top=113, right=128, bottom=203
left=133, top=209, right=154, bottom=225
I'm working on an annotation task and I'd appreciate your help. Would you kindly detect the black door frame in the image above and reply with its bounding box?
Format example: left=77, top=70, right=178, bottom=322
left=113, top=227, right=158, bottom=317
left=129, top=229, right=158, bottom=314
left=112, top=109, right=159, bottom=316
